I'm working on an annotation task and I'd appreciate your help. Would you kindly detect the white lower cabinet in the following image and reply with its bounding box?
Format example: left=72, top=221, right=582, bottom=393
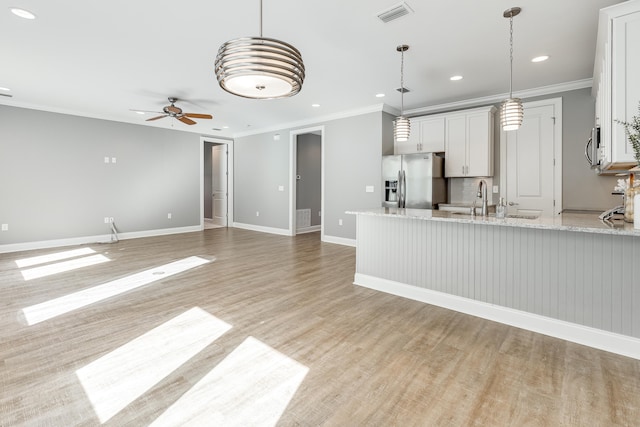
left=444, top=107, right=496, bottom=177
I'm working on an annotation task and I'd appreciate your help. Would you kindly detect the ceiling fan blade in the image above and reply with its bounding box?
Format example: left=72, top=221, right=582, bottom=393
left=146, top=115, right=168, bottom=121
left=183, top=113, right=213, bottom=119
left=178, top=116, right=196, bottom=125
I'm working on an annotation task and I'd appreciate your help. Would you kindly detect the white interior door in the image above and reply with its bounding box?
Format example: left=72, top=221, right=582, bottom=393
left=212, top=145, right=228, bottom=226
left=504, top=102, right=560, bottom=217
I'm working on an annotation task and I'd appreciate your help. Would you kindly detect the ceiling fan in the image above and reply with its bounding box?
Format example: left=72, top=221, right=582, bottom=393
left=139, top=97, right=213, bottom=125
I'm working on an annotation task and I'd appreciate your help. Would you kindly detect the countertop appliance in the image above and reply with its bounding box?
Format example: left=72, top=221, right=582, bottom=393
left=382, top=153, right=447, bottom=209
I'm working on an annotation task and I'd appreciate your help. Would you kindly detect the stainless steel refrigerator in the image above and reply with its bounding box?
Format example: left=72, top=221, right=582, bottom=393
left=382, top=153, right=447, bottom=209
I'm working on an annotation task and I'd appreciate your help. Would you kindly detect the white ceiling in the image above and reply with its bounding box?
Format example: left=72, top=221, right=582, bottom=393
left=0, top=0, right=623, bottom=138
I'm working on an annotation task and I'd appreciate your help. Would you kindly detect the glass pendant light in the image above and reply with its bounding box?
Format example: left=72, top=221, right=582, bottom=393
left=214, top=0, right=305, bottom=99
left=394, top=45, right=411, bottom=142
left=500, top=7, right=524, bottom=131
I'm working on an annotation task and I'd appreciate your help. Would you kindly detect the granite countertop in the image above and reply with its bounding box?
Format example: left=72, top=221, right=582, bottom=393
left=346, top=207, right=640, bottom=237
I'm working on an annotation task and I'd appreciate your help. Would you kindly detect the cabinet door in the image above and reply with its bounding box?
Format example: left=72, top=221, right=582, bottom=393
left=420, top=117, right=445, bottom=152
left=394, top=118, right=421, bottom=154
left=467, top=112, right=493, bottom=176
left=612, top=10, right=640, bottom=166
left=445, top=115, right=467, bottom=177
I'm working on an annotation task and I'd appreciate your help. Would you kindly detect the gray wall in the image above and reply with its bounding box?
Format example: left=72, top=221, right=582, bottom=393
left=233, top=131, right=290, bottom=229
left=233, top=111, right=387, bottom=240
left=296, top=134, right=321, bottom=227
left=0, top=105, right=201, bottom=245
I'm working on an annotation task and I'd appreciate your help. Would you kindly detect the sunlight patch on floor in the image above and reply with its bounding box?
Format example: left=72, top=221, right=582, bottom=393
left=20, top=254, right=110, bottom=281
left=149, top=336, right=309, bottom=427
left=21, top=256, right=210, bottom=325
left=76, top=307, right=231, bottom=424
left=15, top=247, right=97, bottom=268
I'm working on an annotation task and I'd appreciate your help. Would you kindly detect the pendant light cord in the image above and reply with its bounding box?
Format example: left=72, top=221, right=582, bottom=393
left=259, top=0, right=263, bottom=38
left=400, top=49, right=405, bottom=115
left=509, top=13, right=514, bottom=99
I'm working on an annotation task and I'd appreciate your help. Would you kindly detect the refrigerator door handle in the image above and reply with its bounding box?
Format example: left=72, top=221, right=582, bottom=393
left=401, top=170, right=407, bottom=208
left=397, top=170, right=403, bottom=207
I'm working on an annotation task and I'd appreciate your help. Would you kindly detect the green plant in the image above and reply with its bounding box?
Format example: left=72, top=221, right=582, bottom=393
left=616, top=101, right=640, bottom=166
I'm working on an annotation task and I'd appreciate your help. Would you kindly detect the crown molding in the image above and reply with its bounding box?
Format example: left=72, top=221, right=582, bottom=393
left=405, top=78, right=592, bottom=116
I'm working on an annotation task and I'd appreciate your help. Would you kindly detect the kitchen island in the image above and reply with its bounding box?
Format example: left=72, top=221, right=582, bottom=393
left=347, top=208, right=640, bottom=359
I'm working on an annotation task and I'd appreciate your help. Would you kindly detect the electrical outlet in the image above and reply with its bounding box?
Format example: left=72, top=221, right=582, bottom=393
left=1, top=224, right=8, bottom=231
left=167, top=213, right=172, bottom=219
left=256, top=211, right=260, bottom=217
left=109, top=217, right=114, bottom=223
left=104, top=157, right=110, bottom=164
left=104, top=217, right=109, bottom=224
left=278, top=185, right=284, bottom=192
left=493, top=185, right=499, bottom=194
left=338, top=219, right=343, bottom=226
left=365, top=185, right=374, bottom=193
left=111, top=157, right=117, bottom=164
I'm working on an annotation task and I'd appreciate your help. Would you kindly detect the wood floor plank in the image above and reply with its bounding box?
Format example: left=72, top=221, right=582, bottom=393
left=1, top=228, right=640, bottom=426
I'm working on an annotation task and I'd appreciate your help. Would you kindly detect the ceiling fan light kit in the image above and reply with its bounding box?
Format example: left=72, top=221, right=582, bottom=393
left=500, top=6, right=524, bottom=132
left=214, top=0, right=305, bottom=99
left=394, top=44, right=411, bottom=142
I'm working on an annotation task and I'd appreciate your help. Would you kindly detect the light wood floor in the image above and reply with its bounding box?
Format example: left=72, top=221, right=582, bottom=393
left=1, top=228, right=639, bottom=426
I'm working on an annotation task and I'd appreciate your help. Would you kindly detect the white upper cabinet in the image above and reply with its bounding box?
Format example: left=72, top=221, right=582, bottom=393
left=593, top=0, right=640, bottom=170
left=394, top=115, right=446, bottom=154
left=444, top=106, right=496, bottom=177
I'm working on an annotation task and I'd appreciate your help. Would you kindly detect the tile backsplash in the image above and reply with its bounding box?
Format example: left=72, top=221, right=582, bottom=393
left=449, top=177, right=495, bottom=205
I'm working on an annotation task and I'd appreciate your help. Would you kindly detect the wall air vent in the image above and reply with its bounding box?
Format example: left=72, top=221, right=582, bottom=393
left=377, top=2, right=414, bottom=23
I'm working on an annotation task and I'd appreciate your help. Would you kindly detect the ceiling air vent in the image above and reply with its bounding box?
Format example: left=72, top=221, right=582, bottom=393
left=377, top=2, right=414, bottom=23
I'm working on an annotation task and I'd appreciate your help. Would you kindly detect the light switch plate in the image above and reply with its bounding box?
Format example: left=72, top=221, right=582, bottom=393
left=104, top=157, right=110, bottom=164
left=111, top=157, right=117, bottom=163
left=278, top=185, right=284, bottom=191
left=1, top=224, right=8, bottom=231
left=493, top=185, right=499, bottom=194
left=365, top=185, right=374, bottom=193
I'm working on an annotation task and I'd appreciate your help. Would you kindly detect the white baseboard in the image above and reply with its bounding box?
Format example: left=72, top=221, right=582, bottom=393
left=322, top=235, right=356, bottom=247
left=296, top=225, right=321, bottom=234
left=232, top=222, right=291, bottom=236
left=0, top=225, right=202, bottom=254
left=354, top=273, right=640, bottom=360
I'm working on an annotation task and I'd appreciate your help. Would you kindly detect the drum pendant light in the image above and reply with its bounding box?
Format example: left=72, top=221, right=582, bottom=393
left=500, top=7, right=524, bottom=131
left=214, top=0, right=305, bottom=99
left=394, top=45, right=410, bottom=142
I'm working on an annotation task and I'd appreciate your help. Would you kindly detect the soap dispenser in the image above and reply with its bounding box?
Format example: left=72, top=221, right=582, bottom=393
left=496, top=197, right=506, bottom=219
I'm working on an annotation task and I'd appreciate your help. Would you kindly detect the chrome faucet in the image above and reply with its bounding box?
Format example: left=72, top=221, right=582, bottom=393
left=477, top=179, right=488, bottom=216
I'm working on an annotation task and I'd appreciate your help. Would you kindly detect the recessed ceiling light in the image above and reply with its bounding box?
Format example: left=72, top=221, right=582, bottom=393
left=311, top=104, right=320, bottom=107
left=10, top=8, right=36, bottom=20
left=222, top=126, right=229, bottom=129
left=135, top=111, right=145, bottom=115
left=375, top=93, right=385, bottom=98
left=531, top=55, right=549, bottom=63
left=450, top=75, right=463, bottom=81
left=0, top=86, right=10, bottom=91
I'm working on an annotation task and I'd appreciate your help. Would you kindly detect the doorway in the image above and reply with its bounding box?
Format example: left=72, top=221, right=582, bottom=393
left=201, top=137, right=233, bottom=230
left=499, top=98, right=562, bottom=217
left=289, top=126, right=324, bottom=238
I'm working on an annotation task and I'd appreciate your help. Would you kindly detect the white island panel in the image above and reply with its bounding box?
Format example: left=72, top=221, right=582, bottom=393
left=352, top=211, right=640, bottom=359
